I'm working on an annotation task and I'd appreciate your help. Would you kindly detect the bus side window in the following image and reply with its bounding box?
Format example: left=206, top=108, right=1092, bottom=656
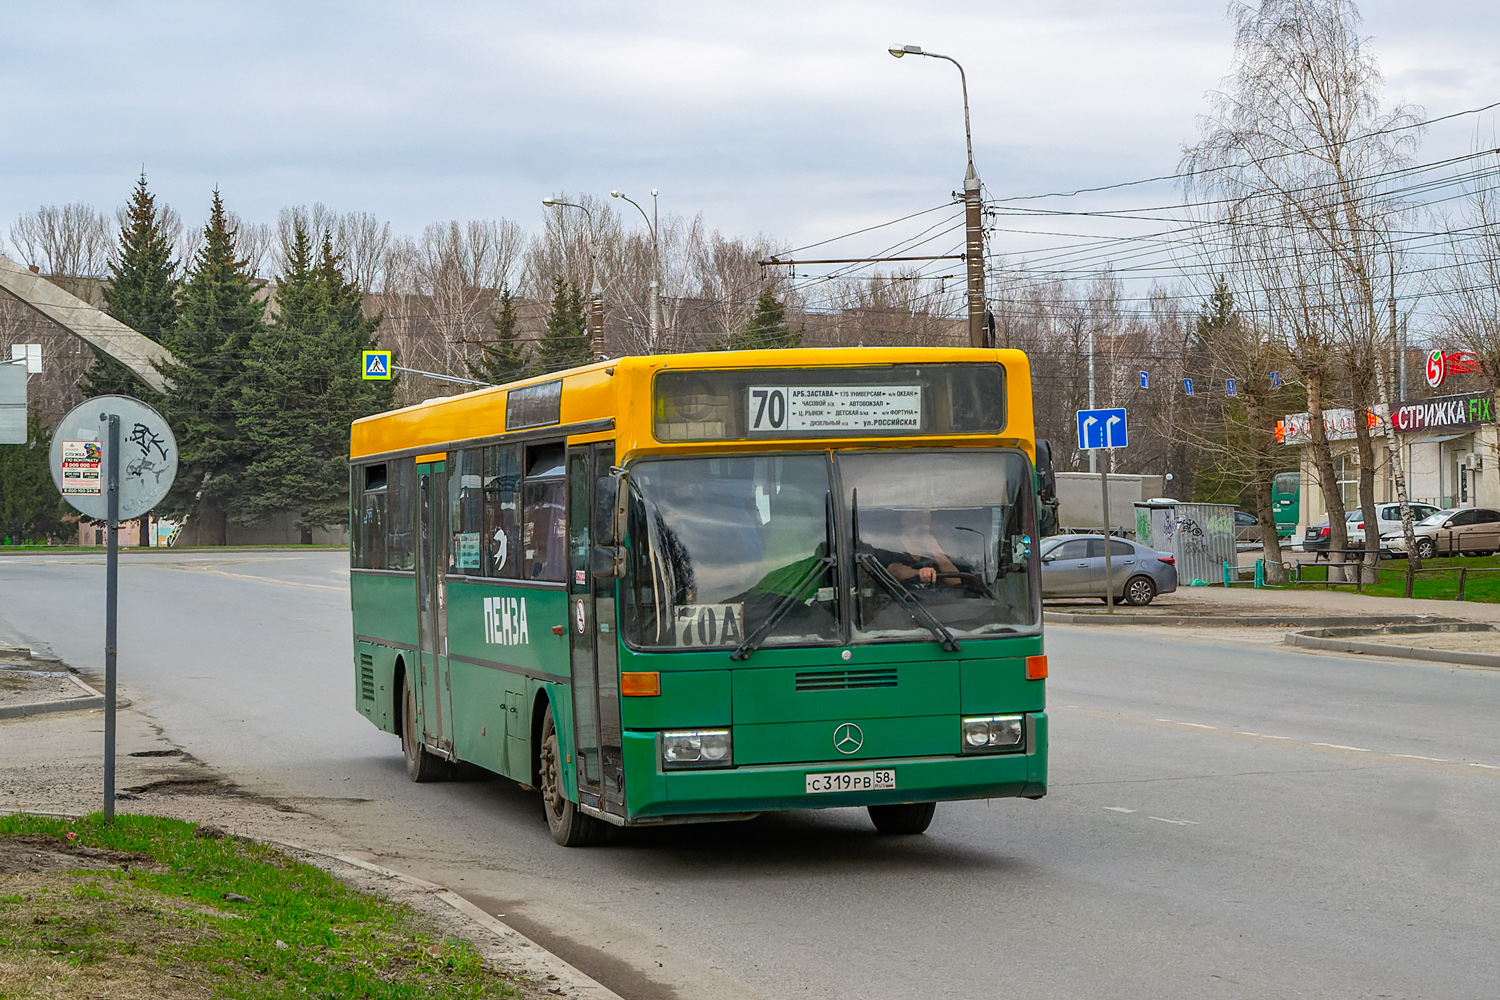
left=522, top=442, right=566, bottom=582
left=386, top=458, right=417, bottom=571
left=449, top=449, right=485, bottom=574
left=356, top=462, right=388, bottom=569
left=483, top=444, right=522, bottom=579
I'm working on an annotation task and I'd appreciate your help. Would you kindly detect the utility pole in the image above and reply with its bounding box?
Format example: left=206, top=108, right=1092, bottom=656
left=611, top=189, right=661, bottom=353
left=542, top=196, right=606, bottom=357
left=890, top=44, right=986, bottom=348
left=1088, top=326, right=1097, bottom=474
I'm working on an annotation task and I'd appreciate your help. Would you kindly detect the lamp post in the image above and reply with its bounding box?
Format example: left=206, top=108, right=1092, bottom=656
left=541, top=197, right=605, bottom=355
left=889, top=43, right=987, bottom=349
left=610, top=189, right=661, bottom=353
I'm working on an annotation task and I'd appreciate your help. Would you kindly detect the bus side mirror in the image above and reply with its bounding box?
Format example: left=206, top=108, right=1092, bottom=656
left=593, top=477, right=619, bottom=546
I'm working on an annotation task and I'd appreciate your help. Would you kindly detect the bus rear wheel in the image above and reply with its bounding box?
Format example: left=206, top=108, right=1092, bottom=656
left=401, top=670, right=450, bottom=783
left=539, top=704, right=608, bottom=847
left=868, top=802, right=936, bottom=835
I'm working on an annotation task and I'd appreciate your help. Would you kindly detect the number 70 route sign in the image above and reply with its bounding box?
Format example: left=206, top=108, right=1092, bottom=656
left=1076, top=407, right=1128, bottom=450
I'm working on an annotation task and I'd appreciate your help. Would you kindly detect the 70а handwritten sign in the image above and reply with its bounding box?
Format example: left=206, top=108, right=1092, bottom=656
left=748, top=385, right=922, bottom=433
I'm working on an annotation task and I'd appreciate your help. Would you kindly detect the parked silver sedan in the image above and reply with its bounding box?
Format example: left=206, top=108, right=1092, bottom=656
left=1039, top=534, right=1179, bottom=606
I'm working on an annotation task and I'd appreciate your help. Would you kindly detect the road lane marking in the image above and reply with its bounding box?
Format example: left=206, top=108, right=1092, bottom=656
left=1102, top=806, right=1136, bottom=813
left=1149, top=816, right=1199, bottom=826
left=187, top=567, right=344, bottom=592
left=1060, top=706, right=1500, bottom=773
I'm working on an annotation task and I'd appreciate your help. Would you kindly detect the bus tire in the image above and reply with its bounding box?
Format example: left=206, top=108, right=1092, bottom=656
left=401, top=668, right=450, bottom=783
left=868, top=801, right=936, bottom=835
left=539, top=703, right=607, bottom=847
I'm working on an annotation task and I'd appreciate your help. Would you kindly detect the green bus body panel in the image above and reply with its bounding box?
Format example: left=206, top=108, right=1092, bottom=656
left=619, top=670, right=731, bottom=729
left=621, top=725, right=1043, bottom=818
left=736, top=714, right=957, bottom=765
left=353, top=639, right=402, bottom=732
left=729, top=662, right=957, bottom=725
left=445, top=580, right=571, bottom=680
left=351, top=573, right=418, bottom=649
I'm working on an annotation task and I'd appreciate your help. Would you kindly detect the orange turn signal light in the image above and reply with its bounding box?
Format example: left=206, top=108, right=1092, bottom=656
left=1025, top=655, right=1048, bottom=680
left=621, top=672, right=661, bottom=697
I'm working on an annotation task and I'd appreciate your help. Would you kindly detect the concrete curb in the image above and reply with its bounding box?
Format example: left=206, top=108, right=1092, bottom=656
left=1045, top=611, right=1458, bottom=627
left=0, top=695, right=105, bottom=720
left=1285, top=626, right=1500, bottom=669
left=0, top=672, right=108, bottom=721
left=271, top=841, right=625, bottom=1000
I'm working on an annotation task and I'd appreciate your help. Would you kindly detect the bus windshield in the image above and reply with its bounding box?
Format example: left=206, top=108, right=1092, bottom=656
left=621, top=450, right=1036, bottom=652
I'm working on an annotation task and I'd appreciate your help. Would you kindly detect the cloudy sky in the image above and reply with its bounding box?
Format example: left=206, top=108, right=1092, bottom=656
left=3, top=0, right=1498, bottom=269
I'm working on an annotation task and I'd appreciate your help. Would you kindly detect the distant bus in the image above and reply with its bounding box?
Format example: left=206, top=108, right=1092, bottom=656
left=348, top=348, right=1049, bottom=846
left=1273, top=472, right=1300, bottom=537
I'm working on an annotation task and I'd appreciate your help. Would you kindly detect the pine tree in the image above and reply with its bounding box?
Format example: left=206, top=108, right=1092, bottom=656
left=81, top=173, right=181, bottom=398
left=236, top=227, right=393, bottom=531
left=468, top=287, right=532, bottom=384
left=0, top=408, right=70, bottom=545
left=729, top=287, right=799, bottom=350
left=534, top=277, right=593, bottom=372
left=155, top=191, right=265, bottom=544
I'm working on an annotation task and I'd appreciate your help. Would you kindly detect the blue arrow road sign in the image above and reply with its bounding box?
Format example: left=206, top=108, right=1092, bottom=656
left=1076, top=407, right=1128, bottom=450
left=362, top=350, right=392, bottom=380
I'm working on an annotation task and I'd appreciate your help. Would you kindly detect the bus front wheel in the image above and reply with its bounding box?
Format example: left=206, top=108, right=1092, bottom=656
left=401, top=670, right=450, bottom=783
left=868, top=802, right=936, bottom=835
left=539, top=704, right=608, bottom=847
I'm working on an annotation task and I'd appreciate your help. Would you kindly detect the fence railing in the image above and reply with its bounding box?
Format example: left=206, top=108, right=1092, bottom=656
left=1286, top=547, right=1500, bottom=599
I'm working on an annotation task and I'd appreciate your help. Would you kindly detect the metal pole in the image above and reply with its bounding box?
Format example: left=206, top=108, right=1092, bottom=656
left=1101, top=465, right=1113, bottom=613
left=104, top=413, right=119, bottom=820
left=965, top=166, right=985, bottom=348
left=1088, top=327, right=1097, bottom=474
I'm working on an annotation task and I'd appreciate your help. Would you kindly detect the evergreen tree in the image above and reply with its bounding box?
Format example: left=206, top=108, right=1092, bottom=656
left=81, top=173, right=181, bottom=397
left=0, top=408, right=70, bottom=545
left=468, top=287, right=533, bottom=384
left=729, top=287, right=799, bottom=350
left=155, top=191, right=264, bottom=544
left=534, top=277, right=593, bottom=372
left=236, top=227, right=393, bottom=531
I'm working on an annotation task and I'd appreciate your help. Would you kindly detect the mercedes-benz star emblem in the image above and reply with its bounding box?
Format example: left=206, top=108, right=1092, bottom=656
left=833, top=723, right=864, bottom=755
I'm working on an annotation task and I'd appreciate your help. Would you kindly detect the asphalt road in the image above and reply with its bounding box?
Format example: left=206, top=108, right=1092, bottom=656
left=4, top=549, right=1500, bottom=999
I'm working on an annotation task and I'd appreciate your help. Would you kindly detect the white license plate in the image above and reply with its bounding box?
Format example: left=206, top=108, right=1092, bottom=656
left=805, top=769, right=897, bottom=794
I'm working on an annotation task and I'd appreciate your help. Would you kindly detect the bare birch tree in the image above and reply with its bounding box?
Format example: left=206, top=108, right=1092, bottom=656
left=8, top=203, right=115, bottom=277
left=1183, top=0, right=1424, bottom=578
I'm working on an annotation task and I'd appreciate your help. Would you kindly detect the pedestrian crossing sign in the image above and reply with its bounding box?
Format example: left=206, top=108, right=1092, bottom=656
left=362, top=350, right=392, bottom=380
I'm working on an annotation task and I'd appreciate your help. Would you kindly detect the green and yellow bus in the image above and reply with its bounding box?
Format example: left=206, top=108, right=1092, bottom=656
left=349, top=347, right=1049, bottom=845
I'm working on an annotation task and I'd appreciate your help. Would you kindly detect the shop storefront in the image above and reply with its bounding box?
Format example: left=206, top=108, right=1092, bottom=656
left=1390, top=390, right=1498, bottom=509
left=1278, top=390, right=1497, bottom=538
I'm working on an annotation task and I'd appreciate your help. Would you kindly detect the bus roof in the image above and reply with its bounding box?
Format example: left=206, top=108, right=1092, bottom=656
left=350, top=346, right=1032, bottom=462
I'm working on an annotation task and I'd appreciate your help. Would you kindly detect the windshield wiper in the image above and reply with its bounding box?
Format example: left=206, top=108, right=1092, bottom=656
left=731, top=492, right=836, bottom=661
left=730, top=553, right=834, bottom=661
left=850, top=488, right=960, bottom=653
left=854, top=552, right=961, bottom=653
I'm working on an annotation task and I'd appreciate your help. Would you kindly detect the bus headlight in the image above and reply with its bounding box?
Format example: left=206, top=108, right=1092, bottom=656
left=661, top=729, right=733, bottom=769
left=961, top=715, right=1024, bottom=753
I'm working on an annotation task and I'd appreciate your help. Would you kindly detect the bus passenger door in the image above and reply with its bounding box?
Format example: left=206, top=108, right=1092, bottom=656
left=416, top=460, right=454, bottom=757
left=567, top=443, right=624, bottom=819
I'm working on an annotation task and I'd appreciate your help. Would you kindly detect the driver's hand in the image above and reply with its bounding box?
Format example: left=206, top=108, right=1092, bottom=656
left=918, top=566, right=937, bottom=584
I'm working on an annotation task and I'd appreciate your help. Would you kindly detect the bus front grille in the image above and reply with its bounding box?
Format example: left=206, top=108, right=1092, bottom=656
left=795, top=668, right=898, bottom=692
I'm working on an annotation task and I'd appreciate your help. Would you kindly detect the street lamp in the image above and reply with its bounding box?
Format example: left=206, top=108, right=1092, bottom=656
left=611, top=188, right=660, bottom=353
left=541, top=197, right=605, bottom=355
left=889, top=43, right=987, bottom=349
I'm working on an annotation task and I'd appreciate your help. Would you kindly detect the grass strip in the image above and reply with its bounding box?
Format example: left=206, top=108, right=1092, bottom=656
left=1292, top=555, right=1500, bottom=603
left=0, top=812, right=519, bottom=999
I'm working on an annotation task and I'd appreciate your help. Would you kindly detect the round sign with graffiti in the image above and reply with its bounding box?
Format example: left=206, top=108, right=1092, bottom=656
left=1426, top=349, right=1446, bottom=389
left=49, top=395, right=177, bottom=522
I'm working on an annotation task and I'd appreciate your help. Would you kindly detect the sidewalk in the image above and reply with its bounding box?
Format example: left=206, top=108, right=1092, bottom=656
left=1156, top=583, right=1500, bottom=626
